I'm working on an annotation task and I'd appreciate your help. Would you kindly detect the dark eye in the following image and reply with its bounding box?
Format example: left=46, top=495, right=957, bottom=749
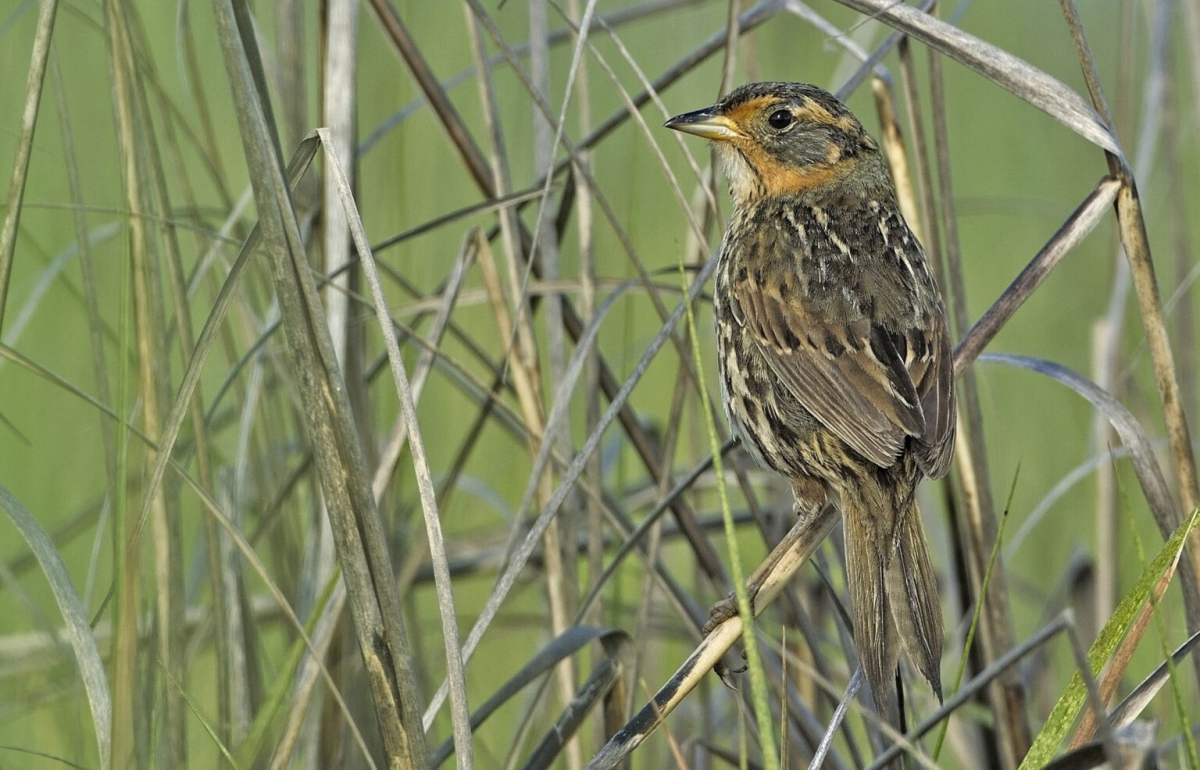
left=768, top=109, right=793, bottom=130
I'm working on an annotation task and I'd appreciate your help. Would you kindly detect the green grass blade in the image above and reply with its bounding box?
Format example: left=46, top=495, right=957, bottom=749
left=676, top=254, right=778, bottom=770
left=1123, top=505, right=1200, bottom=770
left=1019, top=506, right=1200, bottom=768
left=165, top=667, right=240, bottom=770
left=233, top=567, right=340, bottom=769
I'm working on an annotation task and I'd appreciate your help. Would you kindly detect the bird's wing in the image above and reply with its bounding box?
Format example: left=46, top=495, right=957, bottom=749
left=728, top=227, right=955, bottom=474
left=909, top=310, right=956, bottom=478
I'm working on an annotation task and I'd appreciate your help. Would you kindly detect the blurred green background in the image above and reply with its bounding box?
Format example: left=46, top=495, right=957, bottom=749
left=0, top=0, right=1195, bottom=767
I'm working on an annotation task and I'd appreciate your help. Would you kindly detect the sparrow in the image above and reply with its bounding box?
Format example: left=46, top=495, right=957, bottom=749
left=665, top=81, right=956, bottom=709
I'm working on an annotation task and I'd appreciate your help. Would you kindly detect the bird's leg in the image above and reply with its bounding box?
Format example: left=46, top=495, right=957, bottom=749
left=791, top=475, right=827, bottom=525
left=702, top=476, right=827, bottom=637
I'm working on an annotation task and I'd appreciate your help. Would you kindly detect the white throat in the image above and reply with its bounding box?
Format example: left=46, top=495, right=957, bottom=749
left=713, top=143, right=760, bottom=206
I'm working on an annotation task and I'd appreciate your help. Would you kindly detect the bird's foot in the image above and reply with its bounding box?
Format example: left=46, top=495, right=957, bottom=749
left=703, top=591, right=752, bottom=684
left=702, top=590, right=755, bottom=636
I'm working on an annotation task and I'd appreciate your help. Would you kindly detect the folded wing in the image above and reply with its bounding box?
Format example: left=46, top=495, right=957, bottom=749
left=730, top=254, right=955, bottom=477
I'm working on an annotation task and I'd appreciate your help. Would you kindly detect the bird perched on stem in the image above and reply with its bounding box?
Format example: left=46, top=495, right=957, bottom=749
left=665, top=82, right=956, bottom=710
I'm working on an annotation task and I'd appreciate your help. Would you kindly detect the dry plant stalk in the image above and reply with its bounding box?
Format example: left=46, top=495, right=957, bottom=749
left=463, top=12, right=579, bottom=748
left=925, top=12, right=1030, bottom=762
left=587, top=505, right=841, bottom=770
left=211, top=2, right=428, bottom=764
left=105, top=1, right=187, bottom=764
left=872, top=77, right=922, bottom=244
left=1057, top=0, right=1200, bottom=690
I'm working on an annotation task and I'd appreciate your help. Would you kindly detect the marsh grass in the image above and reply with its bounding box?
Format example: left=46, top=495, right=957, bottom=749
left=1, top=0, right=1198, bottom=768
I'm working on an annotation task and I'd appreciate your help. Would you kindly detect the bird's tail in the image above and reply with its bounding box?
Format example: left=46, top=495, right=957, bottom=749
left=842, top=490, right=944, bottom=710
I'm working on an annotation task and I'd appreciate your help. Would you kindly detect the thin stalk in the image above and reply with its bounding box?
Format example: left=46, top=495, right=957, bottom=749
left=0, top=0, right=58, bottom=335
left=105, top=1, right=186, bottom=763
left=676, top=253, right=777, bottom=770
left=928, top=15, right=1030, bottom=764
left=933, top=474, right=1016, bottom=760
left=585, top=506, right=840, bottom=770
left=1060, top=0, right=1200, bottom=525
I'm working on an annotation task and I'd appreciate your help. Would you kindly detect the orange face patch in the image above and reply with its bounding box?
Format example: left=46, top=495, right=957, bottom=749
left=736, top=132, right=855, bottom=197
left=759, top=161, right=852, bottom=197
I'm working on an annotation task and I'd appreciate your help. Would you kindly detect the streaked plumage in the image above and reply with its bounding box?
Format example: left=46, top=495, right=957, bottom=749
left=667, top=82, right=956, bottom=709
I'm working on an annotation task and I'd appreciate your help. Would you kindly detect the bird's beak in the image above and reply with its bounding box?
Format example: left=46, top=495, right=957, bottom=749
left=664, top=106, right=741, bottom=140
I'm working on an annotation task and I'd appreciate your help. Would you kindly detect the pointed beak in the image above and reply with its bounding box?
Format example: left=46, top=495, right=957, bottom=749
left=664, top=106, right=741, bottom=140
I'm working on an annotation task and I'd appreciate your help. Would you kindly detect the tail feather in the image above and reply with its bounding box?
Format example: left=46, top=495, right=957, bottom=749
left=887, top=501, right=945, bottom=701
left=843, top=493, right=944, bottom=709
left=842, top=501, right=900, bottom=711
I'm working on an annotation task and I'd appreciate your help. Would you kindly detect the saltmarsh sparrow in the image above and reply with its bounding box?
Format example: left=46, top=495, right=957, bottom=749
left=666, top=82, right=956, bottom=708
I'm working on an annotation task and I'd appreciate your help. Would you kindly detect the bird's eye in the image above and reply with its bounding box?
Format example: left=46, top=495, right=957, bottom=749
left=767, top=109, right=794, bottom=130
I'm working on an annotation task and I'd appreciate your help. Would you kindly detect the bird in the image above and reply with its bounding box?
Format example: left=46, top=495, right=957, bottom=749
left=664, top=82, right=956, bottom=710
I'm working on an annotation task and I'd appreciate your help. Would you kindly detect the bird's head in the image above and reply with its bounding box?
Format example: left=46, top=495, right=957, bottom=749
left=665, top=82, right=886, bottom=205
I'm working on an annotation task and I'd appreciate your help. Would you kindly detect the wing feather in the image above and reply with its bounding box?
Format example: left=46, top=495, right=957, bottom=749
left=912, top=315, right=956, bottom=478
